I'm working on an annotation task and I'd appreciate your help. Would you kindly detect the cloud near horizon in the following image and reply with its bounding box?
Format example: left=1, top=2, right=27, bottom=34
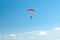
left=10, top=34, right=16, bottom=37
left=38, top=31, right=48, bottom=36
left=53, top=28, right=60, bottom=31
left=1, top=27, right=60, bottom=40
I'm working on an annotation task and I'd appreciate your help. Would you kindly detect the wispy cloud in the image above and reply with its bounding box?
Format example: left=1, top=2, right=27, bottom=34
left=1, top=28, right=60, bottom=40
left=53, top=28, right=60, bottom=30
left=38, top=31, right=48, bottom=36
left=10, top=34, right=16, bottom=37
left=9, top=34, right=16, bottom=39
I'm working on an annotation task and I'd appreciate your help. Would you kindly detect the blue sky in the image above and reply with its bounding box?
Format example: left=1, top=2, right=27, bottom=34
left=0, top=0, right=60, bottom=40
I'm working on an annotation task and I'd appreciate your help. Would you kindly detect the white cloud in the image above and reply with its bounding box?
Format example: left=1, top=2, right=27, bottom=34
left=10, top=34, right=16, bottom=37
left=53, top=28, right=60, bottom=30
left=9, top=34, right=17, bottom=39
left=38, top=31, right=47, bottom=36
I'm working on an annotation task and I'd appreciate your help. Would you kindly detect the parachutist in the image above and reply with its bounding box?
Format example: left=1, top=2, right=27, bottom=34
left=27, top=8, right=35, bottom=19
left=30, top=16, right=32, bottom=19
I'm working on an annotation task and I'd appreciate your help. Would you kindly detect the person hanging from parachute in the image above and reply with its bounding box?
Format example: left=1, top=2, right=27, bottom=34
left=27, top=8, right=35, bottom=19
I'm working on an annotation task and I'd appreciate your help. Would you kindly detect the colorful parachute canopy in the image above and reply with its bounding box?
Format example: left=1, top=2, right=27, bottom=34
left=27, top=9, right=35, bottom=12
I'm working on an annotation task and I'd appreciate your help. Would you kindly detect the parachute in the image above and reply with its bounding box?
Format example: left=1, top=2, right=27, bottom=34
left=27, top=9, right=35, bottom=12
left=27, top=8, right=35, bottom=19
